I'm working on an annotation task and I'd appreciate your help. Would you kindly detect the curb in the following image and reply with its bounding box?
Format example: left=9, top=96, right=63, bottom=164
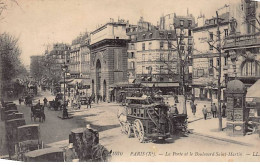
left=188, top=117, right=203, bottom=123
left=191, top=132, right=253, bottom=147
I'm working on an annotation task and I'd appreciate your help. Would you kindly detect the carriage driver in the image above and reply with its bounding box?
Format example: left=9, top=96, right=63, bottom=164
left=35, top=100, right=41, bottom=109
left=82, top=124, right=95, bottom=161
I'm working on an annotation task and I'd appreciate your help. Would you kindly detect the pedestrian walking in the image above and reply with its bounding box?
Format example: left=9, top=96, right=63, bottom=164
left=19, top=97, right=22, bottom=105
left=211, top=103, right=217, bottom=118
left=43, top=97, right=48, bottom=107
left=202, top=105, right=208, bottom=120
left=78, top=100, right=81, bottom=109
left=191, top=103, right=197, bottom=116
left=87, top=97, right=92, bottom=109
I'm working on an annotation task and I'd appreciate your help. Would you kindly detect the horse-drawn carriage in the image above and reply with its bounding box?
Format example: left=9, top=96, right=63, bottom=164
left=1, top=102, right=18, bottom=121
left=15, top=124, right=43, bottom=161
left=25, top=96, right=33, bottom=106
left=31, top=105, right=45, bottom=122
left=118, top=96, right=171, bottom=143
left=118, top=96, right=188, bottom=143
left=5, top=118, right=26, bottom=156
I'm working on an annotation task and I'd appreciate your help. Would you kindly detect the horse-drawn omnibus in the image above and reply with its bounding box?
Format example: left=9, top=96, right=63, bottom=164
left=118, top=96, right=171, bottom=143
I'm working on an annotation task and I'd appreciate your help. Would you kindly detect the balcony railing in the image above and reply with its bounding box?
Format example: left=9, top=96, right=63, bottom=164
left=224, top=32, right=260, bottom=49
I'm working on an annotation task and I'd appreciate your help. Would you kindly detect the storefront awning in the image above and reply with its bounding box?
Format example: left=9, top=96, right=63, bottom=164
left=246, top=79, right=260, bottom=98
left=59, top=79, right=74, bottom=84
left=141, top=82, right=179, bottom=87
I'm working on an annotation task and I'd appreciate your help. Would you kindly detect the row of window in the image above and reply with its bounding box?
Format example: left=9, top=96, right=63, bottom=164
left=193, top=60, right=260, bottom=78
left=141, top=53, right=172, bottom=62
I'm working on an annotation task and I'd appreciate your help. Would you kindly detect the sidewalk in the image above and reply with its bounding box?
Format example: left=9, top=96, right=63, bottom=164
left=188, top=117, right=260, bottom=147
left=183, top=99, right=259, bottom=147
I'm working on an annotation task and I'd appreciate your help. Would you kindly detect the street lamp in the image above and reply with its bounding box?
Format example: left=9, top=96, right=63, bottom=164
left=61, top=62, right=68, bottom=117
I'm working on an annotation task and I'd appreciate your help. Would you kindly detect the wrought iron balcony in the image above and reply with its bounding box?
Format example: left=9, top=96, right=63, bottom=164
left=224, top=32, right=260, bottom=49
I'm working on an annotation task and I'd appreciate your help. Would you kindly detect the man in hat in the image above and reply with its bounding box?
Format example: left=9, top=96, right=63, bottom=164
left=65, top=143, right=78, bottom=162
left=82, top=124, right=95, bottom=161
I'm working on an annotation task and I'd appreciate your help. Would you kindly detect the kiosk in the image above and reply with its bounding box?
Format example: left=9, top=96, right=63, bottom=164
left=226, top=80, right=247, bottom=136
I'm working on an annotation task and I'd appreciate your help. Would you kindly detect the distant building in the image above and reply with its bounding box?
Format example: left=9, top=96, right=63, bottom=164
left=90, top=19, right=129, bottom=102
left=45, top=43, right=70, bottom=75
left=70, top=36, right=81, bottom=78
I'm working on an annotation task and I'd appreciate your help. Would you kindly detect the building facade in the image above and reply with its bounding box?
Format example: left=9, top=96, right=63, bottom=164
left=125, top=14, right=195, bottom=94
left=90, top=20, right=129, bottom=102
left=223, top=0, right=260, bottom=87
left=70, top=37, right=81, bottom=78
left=192, top=12, right=230, bottom=101
left=46, top=43, right=70, bottom=74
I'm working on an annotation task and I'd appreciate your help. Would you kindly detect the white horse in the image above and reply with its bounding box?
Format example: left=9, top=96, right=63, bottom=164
left=117, top=107, right=127, bottom=133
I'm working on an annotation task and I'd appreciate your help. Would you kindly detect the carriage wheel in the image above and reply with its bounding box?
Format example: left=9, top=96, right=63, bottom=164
left=125, top=122, right=131, bottom=138
left=133, top=119, right=145, bottom=143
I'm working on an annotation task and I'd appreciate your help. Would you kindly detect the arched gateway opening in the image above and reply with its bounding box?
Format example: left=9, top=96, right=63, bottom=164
left=96, top=59, right=101, bottom=98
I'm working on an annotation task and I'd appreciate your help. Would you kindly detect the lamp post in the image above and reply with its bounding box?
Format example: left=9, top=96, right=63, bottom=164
left=61, top=62, right=68, bottom=113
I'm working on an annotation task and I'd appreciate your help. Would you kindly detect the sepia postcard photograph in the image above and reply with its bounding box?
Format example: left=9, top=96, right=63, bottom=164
left=0, top=0, right=260, bottom=162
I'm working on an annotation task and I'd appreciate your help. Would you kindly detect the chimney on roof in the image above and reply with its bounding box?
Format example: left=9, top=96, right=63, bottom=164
left=197, top=13, right=205, bottom=27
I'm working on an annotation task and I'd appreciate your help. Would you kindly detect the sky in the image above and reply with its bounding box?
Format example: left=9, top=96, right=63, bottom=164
left=0, top=0, right=235, bottom=66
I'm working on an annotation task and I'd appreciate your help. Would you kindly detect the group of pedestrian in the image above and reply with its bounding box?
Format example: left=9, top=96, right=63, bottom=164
left=201, top=102, right=227, bottom=120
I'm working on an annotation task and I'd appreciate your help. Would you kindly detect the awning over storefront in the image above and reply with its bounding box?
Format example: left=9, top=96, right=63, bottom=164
left=67, top=79, right=91, bottom=88
left=109, top=81, right=134, bottom=88
left=141, top=82, right=179, bottom=87
left=246, top=79, right=260, bottom=98
left=59, top=79, right=74, bottom=84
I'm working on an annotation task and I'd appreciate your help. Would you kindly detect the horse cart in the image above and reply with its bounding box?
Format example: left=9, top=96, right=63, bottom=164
left=118, top=97, right=171, bottom=143
left=25, top=96, right=33, bottom=106
left=5, top=118, right=26, bottom=156
left=31, top=105, right=45, bottom=122
left=16, top=124, right=43, bottom=161
left=23, top=147, right=64, bottom=162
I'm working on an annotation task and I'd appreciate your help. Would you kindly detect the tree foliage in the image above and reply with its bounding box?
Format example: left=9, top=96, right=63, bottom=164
left=0, top=32, right=26, bottom=83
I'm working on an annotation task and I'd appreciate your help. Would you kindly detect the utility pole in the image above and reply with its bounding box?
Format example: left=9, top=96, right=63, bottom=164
left=216, top=11, right=222, bottom=131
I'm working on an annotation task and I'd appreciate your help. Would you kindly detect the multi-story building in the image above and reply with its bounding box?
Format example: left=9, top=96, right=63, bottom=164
left=223, top=0, right=260, bottom=88
left=70, top=37, right=81, bottom=78
left=90, top=19, right=129, bottom=102
left=126, top=14, right=195, bottom=94
left=192, top=12, right=230, bottom=100
left=68, top=32, right=91, bottom=96
left=45, top=43, right=70, bottom=74
left=126, top=17, right=157, bottom=83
